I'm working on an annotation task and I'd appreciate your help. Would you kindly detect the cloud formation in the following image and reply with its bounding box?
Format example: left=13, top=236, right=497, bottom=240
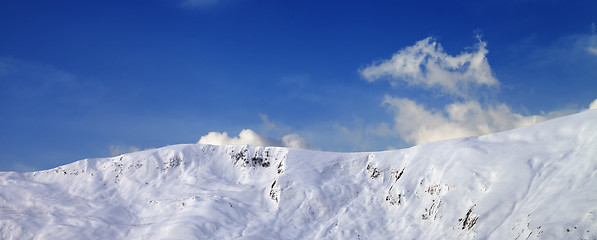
left=361, top=37, right=576, bottom=146
left=197, top=129, right=311, bottom=149
left=382, top=96, right=546, bottom=144
left=360, top=37, right=498, bottom=98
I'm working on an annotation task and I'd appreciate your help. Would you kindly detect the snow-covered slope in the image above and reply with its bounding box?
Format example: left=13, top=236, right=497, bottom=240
left=2, top=110, right=597, bottom=240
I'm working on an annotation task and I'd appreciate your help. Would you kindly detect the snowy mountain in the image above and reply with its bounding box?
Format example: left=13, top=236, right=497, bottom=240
left=2, top=110, right=597, bottom=240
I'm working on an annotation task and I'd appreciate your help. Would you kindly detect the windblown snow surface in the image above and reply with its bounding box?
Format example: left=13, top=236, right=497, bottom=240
left=2, top=110, right=597, bottom=240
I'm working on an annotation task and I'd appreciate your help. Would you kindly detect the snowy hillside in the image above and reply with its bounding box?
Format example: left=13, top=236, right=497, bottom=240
left=2, top=110, right=597, bottom=240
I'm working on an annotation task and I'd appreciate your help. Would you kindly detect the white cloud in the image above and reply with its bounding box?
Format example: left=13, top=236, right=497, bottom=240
left=197, top=129, right=311, bottom=149
left=110, top=145, right=141, bottom=156
left=382, top=96, right=547, bottom=144
left=360, top=36, right=584, bottom=146
left=198, top=129, right=270, bottom=146
left=360, top=37, right=498, bottom=97
left=589, top=98, right=597, bottom=110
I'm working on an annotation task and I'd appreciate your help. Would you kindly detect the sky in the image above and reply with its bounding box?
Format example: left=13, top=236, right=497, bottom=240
left=1, top=0, right=596, bottom=172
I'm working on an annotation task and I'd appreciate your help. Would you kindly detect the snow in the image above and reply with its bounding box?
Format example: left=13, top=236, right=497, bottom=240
left=2, top=110, right=597, bottom=239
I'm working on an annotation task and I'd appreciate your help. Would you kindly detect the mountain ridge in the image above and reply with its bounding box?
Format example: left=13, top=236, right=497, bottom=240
left=1, top=110, right=597, bottom=239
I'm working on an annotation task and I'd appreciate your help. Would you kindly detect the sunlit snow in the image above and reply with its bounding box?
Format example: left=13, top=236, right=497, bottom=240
left=1, top=110, right=597, bottom=239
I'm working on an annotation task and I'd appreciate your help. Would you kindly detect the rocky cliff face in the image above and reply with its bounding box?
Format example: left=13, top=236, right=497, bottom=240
left=2, top=110, right=597, bottom=239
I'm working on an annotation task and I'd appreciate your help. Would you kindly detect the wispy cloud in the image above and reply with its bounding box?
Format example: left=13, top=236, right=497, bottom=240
left=109, top=145, right=141, bottom=156
left=588, top=47, right=597, bottom=56
left=260, top=114, right=277, bottom=130
left=180, top=0, right=226, bottom=8
left=0, top=56, right=103, bottom=107
left=0, top=57, right=79, bottom=97
left=360, top=37, right=498, bottom=98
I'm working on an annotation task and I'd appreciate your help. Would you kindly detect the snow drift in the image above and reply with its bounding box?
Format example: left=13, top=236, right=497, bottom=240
left=1, top=110, right=597, bottom=239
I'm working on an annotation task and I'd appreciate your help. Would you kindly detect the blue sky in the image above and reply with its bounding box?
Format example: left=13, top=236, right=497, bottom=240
left=1, top=0, right=596, bottom=171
